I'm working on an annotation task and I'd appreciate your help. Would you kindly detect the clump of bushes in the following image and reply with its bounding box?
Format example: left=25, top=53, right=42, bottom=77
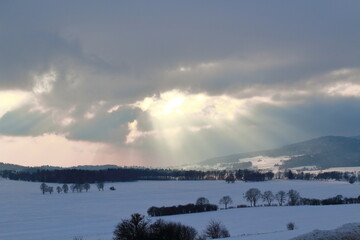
left=301, top=195, right=360, bottom=206
left=113, top=213, right=230, bottom=240
left=287, top=222, right=295, bottom=230
left=237, top=204, right=248, bottom=208
left=202, top=220, right=230, bottom=239
left=72, top=237, right=84, bottom=240
left=150, top=219, right=198, bottom=240
left=147, top=204, right=218, bottom=217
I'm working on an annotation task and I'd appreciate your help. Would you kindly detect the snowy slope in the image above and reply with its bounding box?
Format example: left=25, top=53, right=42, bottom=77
left=291, top=223, right=360, bottom=240
left=0, top=179, right=360, bottom=240
left=196, top=136, right=360, bottom=170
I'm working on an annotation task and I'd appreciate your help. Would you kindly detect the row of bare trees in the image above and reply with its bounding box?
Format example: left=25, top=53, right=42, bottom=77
left=217, top=189, right=301, bottom=209
left=40, top=182, right=105, bottom=194
left=192, top=189, right=357, bottom=211
left=243, top=188, right=301, bottom=207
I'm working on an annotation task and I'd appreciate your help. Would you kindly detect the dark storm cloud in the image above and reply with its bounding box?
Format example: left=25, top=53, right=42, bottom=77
left=2, top=1, right=360, bottom=95
left=66, top=107, right=139, bottom=143
left=256, top=97, right=360, bottom=138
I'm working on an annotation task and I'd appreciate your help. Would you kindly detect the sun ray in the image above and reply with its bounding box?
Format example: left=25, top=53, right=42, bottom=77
left=126, top=89, right=297, bottom=165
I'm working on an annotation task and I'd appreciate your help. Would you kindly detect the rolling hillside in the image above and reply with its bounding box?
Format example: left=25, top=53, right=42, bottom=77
left=198, top=136, right=360, bottom=170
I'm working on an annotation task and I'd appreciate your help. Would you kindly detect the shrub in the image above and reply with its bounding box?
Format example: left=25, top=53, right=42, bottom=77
left=73, top=237, right=84, bottom=240
left=196, top=197, right=210, bottom=205
left=204, top=220, right=230, bottom=239
left=149, top=219, right=197, bottom=240
left=349, top=176, right=356, bottom=184
left=113, top=213, right=150, bottom=240
left=287, top=222, right=295, bottom=230
left=237, top=204, right=248, bottom=208
left=321, top=195, right=344, bottom=205
left=301, top=198, right=321, bottom=205
left=147, top=203, right=217, bottom=217
left=114, top=214, right=197, bottom=240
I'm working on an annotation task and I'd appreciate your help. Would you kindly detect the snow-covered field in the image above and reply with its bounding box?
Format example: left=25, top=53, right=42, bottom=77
left=310, top=166, right=360, bottom=173
left=237, top=155, right=290, bottom=170
left=0, top=178, right=359, bottom=240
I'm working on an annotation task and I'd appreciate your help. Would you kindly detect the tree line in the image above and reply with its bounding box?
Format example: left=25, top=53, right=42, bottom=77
left=1, top=168, right=227, bottom=183
left=1, top=167, right=359, bottom=184
left=0, top=168, right=278, bottom=183
left=146, top=189, right=360, bottom=218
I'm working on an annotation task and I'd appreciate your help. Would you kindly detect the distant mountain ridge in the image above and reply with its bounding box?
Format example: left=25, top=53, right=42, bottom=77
left=0, top=162, right=27, bottom=171
left=199, top=136, right=360, bottom=170
left=2, top=135, right=360, bottom=172
left=0, top=163, right=120, bottom=172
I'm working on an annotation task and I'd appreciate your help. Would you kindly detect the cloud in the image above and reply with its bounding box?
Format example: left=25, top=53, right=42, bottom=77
left=326, top=82, right=360, bottom=97
left=32, top=70, right=57, bottom=95
left=125, top=120, right=155, bottom=144
left=1, top=1, right=360, bottom=166
left=132, top=89, right=283, bottom=121
left=0, top=106, right=58, bottom=137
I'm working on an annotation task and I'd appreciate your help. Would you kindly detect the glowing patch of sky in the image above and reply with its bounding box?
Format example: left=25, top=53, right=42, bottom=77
left=0, top=134, right=152, bottom=167
left=0, top=91, right=32, bottom=118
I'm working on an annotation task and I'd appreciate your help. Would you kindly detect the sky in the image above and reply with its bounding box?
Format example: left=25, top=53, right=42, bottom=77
left=1, top=1, right=360, bottom=167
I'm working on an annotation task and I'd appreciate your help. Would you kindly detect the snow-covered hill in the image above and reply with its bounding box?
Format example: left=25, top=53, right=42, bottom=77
left=0, top=179, right=360, bottom=240
left=291, top=223, right=360, bottom=240
left=188, top=136, right=360, bottom=171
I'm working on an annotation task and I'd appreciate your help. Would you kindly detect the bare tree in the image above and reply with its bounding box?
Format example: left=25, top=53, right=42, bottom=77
left=56, top=186, right=62, bottom=194
left=275, top=190, right=287, bottom=206
left=225, top=173, right=235, bottom=183
left=70, top=184, right=77, bottom=193
left=287, top=189, right=301, bottom=206
left=76, top=183, right=83, bottom=192
left=244, top=188, right=262, bottom=207
left=40, top=183, right=47, bottom=194
left=62, top=184, right=69, bottom=193
left=83, top=183, right=90, bottom=192
left=219, top=196, right=233, bottom=209
left=204, top=220, right=230, bottom=239
left=196, top=197, right=210, bottom=205
left=40, top=183, right=54, bottom=194
left=97, top=182, right=104, bottom=191
left=262, top=190, right=275, bottom=206
left=349, top=176, right=356, bottom=184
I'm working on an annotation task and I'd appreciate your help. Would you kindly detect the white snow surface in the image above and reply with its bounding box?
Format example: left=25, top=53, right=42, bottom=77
left=238, top=155, right=290, bottom=170
left=312, top=166, right=360, bottom=173
left=290, top=223, right=360, bottom=240
left=1, top=179, right=360, bottom=240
